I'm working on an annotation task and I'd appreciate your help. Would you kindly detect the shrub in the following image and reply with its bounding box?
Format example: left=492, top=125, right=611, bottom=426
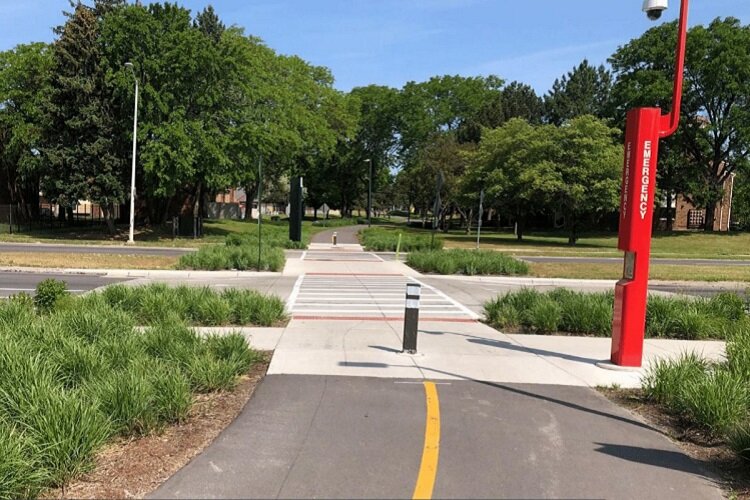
left=187, top=354, right=239, bottom=393
left=485, top=289, right=741, bottom=339
left=725, top=324, right=750, bottom=382
left=34, top=279, right=69, bottom=313
left=729, top=424, right=750, bottom=460
left=0, top=281, right=266, bottom=495
left=360, top=228, right=443, bottom=252
left=90, top=363, right=158, bottom=435
left=705, top=292, right=746, bottom=321
left=642, top=352, right=708, bottom=411
left=0, top=424, right=45, bottom=500
left=407, top=249, right=529, bottom=276
left=24, top=390, right=111, bottom=487
left=552, top=289, right=613, bottom=336
left=205, top=333, right=260, bottom=375
left=150, top=364, right=192, bottom=424
left=681, top=369, right=750, bottom=434
left=178, top=245, right=285, bottom=272
left=524, top=298, right=562, bottom=334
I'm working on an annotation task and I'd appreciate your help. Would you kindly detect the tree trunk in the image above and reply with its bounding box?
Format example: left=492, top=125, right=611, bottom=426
left=516, top=217, right=525, bottom=241
left=102, top=204, right=116, bottom=235
left=244, top=182, right=258, bottom=221
left=193, top=182, right=202, bottom=238
left=703, top=196, right=717, bottom=232
left=568, top=224, right=578, bottom=245
left=313, top=207, right=318, bottom=220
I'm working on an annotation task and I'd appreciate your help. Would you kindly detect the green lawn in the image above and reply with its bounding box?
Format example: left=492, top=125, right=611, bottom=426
left=0, top=218, right=328, bottom=248
left=379, top=225, right=750, bottom=260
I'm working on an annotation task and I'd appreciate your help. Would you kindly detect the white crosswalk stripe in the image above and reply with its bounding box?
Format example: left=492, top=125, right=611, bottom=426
left=288, top=274, right=478, bottom=320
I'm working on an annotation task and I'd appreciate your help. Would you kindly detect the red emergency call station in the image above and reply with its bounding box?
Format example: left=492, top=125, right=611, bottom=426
left=610, top=0, right=689, bottom=367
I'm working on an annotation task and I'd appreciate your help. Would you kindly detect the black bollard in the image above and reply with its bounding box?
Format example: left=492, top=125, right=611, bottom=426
left=402, top=283, right=421, bottom=354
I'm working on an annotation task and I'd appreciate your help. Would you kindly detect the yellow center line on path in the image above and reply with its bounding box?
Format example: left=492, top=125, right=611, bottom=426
left=413, top=381, right=441, bottom=500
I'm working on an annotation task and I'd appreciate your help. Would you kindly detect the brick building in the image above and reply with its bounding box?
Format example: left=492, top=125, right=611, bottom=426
left=670, top=173, right=735, bottom=231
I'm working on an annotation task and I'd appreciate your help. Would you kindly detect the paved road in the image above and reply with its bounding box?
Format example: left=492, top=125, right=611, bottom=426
left=0, top=242, right=193, bottom=256
left=0, top=270, right=129, bottom=297
left=520, top=255, right=750, bottom=266
left=152, top=375, right=721, bottom=500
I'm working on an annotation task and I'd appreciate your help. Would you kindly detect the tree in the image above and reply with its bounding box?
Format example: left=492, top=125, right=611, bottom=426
left=544, top=59, right=612, bottom=125
left=467, top=116, right=621, bottom=244
left=465, top=118, right=541, bottom=240
left=43, top=2, right=125, bottom=232
left=610, top=18, right=750, bottom=231
left=548, top=116, right=622, bottom=244
left=501, top=81, right=543, bottom=123
left=0, top=43, right=52, bottom=219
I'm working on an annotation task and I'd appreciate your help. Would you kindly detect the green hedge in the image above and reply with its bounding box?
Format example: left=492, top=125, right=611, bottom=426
left=360, top=227, right=442, bottom=252
left=177, top=244, right=285, bottom=271
left=406, top=249, right=529, bottom=276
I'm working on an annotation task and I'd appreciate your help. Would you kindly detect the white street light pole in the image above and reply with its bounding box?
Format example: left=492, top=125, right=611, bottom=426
left=125, top=62, right=139, bottom=245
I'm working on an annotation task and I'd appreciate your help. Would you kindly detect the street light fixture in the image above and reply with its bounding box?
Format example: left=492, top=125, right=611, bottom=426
left=364, top=158, right=372, bottom=227
left=125, top=62, right=139, bottom=245
left=609, top=0, right=690, bottom=367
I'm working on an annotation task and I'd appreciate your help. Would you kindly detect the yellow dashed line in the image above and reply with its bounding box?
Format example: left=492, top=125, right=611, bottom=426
left=413, top=381, right=441, bottom=500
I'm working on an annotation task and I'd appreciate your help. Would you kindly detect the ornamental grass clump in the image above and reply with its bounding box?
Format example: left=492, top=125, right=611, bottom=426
left=643, top=315, right=750, bottom=463
left=0, top=280, right=263, bottom=497
left=360, top=227, right=443, bottom=252
left=485, top=288, right=743, bottom=340
left=179, top=234, right=287, bottom=271
left=406, top=249, right=529, bottom=276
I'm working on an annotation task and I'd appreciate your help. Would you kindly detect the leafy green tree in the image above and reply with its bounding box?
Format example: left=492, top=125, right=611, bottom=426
left=610, top=18, right=750, bottom=231
left=43, top=2, right=126, bottom=232
left=467, top=116, right=621, bottom=243
left=548, top=116, right=622, bottom=244
left=544, top=59, right=612, bottom=125
left=465, top=118, right=541, bottom=240
left=0, top=43, right=52, bottom=219
left=501, top=81, right=543, bottom=123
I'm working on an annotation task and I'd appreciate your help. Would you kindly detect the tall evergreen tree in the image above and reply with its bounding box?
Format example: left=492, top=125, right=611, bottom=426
left=544, top=59, right=612, bottom=125
left=43, top=2, right=125, bottom=232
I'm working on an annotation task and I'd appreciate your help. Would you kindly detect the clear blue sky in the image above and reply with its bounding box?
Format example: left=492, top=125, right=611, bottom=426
left=2, top=1, right=748, bottom=94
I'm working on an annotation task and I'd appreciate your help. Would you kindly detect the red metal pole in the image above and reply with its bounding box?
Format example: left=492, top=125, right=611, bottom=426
left=610, top=0, right=690, bottom=367
left=661, top=0, right=690, bottom=138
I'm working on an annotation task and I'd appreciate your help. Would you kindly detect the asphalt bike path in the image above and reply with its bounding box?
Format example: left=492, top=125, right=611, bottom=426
left=153, top=237, right=723, bottom=499
left=153, top=375, right=721, bottom=499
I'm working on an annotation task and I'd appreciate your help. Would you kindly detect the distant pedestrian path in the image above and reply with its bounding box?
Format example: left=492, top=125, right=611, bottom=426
left=310, top=224, right=362, bottom=245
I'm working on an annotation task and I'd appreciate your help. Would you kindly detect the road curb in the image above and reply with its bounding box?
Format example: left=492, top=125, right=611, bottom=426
left=425, top=275, right=619, bottom=286
left=0, top=266, right=282, bottom=279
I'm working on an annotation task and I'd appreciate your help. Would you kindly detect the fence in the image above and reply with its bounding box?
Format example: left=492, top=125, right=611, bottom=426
left=0, top=203, right=121, bottom=234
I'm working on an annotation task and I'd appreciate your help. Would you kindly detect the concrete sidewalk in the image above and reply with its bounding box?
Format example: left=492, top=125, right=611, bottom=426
left=261, top=319, right=725, bottom=389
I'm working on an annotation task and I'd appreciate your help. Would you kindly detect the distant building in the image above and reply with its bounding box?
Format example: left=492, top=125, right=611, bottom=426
left=661, top=173, right=735, bottom=231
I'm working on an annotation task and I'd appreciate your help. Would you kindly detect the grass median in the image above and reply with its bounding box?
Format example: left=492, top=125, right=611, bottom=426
left=0, top=280, right=276, bottom=499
